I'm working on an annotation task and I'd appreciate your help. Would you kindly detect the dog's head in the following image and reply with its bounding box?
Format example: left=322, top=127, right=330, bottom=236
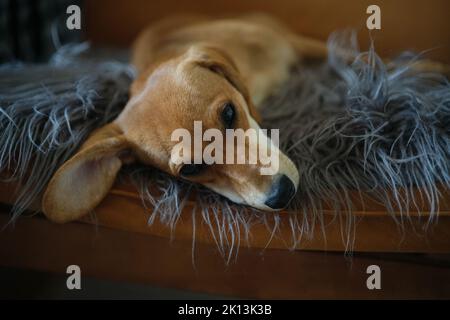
left=42, top=45, right=299, bottom=223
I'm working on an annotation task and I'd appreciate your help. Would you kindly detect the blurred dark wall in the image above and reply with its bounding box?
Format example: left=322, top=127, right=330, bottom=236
left=1, top=1, right=449, bottom=63
left=0, top=0, right=82, bottom=62
left=84, top=0, right=450, bottom=63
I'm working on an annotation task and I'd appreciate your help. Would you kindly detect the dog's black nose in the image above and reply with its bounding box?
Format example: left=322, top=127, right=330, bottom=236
left=264, top=175, right=296, bottom=210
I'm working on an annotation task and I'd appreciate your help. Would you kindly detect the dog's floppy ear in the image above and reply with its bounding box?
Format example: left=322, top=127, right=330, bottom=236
left=189, top=45, right=261, bottom=122
left=42, top=123, right=132, bottom=223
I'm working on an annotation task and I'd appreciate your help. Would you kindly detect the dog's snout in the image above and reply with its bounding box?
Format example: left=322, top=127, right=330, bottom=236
left=264, top=174, right=296, bottom=210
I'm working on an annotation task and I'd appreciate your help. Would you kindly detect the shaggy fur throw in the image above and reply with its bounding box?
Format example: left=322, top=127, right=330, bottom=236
left=1, top=33, right=449, bottom=261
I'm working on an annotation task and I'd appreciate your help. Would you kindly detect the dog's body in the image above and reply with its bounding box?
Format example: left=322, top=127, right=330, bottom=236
left=131, top=14, right=326, bottom=105
left=41, top=14, right=450, bottom=223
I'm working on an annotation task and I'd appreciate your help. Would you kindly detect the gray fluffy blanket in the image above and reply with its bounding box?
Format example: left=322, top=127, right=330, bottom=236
left=1, top=34, right=449, bottom=260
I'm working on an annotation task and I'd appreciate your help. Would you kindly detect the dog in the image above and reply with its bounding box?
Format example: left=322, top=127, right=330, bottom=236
left=39, top=14, right=374, bottom=222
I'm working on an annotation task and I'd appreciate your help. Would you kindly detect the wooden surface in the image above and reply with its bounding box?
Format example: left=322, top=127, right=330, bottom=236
left=1, top=212, right=449, bottom=299
left=1, top=181, right=450, bottom=254
left=1, top=180, right=450, bottom=298
left=84, top=0, right=450, bottom=63
left=85, top=183, right=450, bottom=253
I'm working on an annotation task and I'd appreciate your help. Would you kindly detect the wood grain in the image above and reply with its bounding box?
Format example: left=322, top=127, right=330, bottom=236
left=1, top=181, right=450, bottom=253
left=1, top=213, right=449, bottom=298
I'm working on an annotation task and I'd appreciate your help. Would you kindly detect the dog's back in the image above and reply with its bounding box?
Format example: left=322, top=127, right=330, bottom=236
left=132, top=14, right=300, bottom=105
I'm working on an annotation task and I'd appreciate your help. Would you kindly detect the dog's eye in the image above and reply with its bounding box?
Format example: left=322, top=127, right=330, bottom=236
left=221, top=102, right=235, bottom=129
left=180, top=163, right=205, bottom=176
